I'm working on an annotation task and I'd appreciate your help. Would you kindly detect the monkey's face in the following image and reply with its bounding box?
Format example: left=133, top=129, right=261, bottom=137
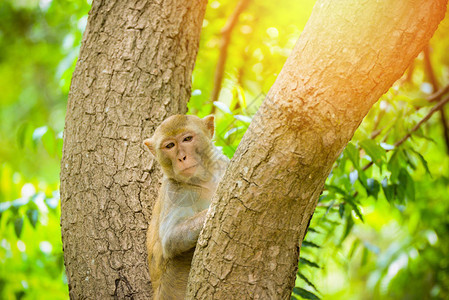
left=144, top=115, right=215, bottom=183
left=159, top=130, right=203, bottom=178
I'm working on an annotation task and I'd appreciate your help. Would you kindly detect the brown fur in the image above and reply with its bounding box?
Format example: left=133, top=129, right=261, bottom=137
left=144, top=115, right=228, bottom=299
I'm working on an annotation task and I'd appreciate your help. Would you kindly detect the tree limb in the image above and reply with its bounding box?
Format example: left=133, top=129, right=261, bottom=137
left=423, top=45, right=449, bottom=153
left=210, top=0, right=251, bottom=113
left=394, top=94, right=449, bottom=147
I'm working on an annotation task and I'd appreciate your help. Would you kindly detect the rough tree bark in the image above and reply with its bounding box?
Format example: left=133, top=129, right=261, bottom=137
left=187, top=0, right=447, bottom=299
left=60, top=0, right=207, bottom=298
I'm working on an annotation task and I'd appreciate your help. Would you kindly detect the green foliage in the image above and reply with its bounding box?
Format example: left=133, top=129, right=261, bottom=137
left=0, top=0, right=90, bottom=298
left=296, top=11, right=449, bottom=298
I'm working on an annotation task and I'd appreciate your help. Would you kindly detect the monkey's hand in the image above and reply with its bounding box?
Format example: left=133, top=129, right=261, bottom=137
left=161, top=209, right=208, bottom=258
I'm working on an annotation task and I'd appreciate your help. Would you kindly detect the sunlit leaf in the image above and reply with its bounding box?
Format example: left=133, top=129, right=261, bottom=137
left=26, top=209, right=39, bottom=228
left=302, top=241, right=320, bottom=248
left=297, top=272, right=319, bottom=292
left=409, top=148, right=432, bottom=177
left=42, top=127, right=57, bottom=156
left=360, top=139, right=386, bottom=167
left=344, top=142, right=359, bottom=169
left=380, top=142, right=395, bottom=150
left=325, top=184, right=347, bottom=196
left=14, top=217, right=24, bottom=238
left=292, top=287, right=320, bottom=300
left=361, top=247, right=369, bottom=266
left=349, top=170, right=358, bottom=185
left=32, top=126, right=48, bottom=148
left=234, top=114, right=252, bottom=123
left=366, top=178, right=380, bottom=199
left=381, top=177, right=395, bottom=202
left=299, top=257, right=320, bottom=269
left=306, top=227, right=320, bottom=234
left=363, top=241, right=380, bottom=254
left=345, top=198, right=364, bottom=222
left=17, top=122, right=30, bottom=149
left=403, top=150, right=417, bottom=170
left=213, top=101, right=232, bottom=114
left=398, top=168, right=415, bottom=202
left=338, top=203, right=345, bottom=219
left=388, top=149, right=403, bottom=182
left=348, top=239, right=360, bottom=259
left=224, top=126, right=244, bottom=139
left=340, top=214, right=354, bottom=243
left=325, top=199, right=336, bottom=216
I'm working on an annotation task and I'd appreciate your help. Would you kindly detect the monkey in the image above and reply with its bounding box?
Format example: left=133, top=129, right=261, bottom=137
left=144, top=114, right=229, bottom=300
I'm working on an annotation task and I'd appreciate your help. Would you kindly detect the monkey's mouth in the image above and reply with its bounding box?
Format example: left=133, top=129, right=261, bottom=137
left=181, top=164, right=198, bottom=173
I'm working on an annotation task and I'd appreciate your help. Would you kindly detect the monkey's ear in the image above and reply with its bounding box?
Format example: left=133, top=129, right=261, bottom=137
left=143, top=138, right=156, bottom=156
left=202, top=115, right=215, bottom=138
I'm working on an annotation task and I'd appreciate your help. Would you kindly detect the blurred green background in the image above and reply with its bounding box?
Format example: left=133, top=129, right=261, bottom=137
left=1, top=0, right=448, bottom=299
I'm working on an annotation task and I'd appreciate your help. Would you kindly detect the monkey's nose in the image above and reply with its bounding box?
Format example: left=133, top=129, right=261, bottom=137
left=178, top=156, right=187, bottom=162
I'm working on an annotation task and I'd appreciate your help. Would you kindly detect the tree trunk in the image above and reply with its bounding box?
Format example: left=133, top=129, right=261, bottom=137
left=60, top=0, right=207, bottom=298
left=187, top=0, right=447, bottom=299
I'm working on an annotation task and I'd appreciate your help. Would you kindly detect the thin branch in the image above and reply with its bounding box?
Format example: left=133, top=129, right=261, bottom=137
left=423, top=45, right=439, bottom=89
left=319, top=94, right=449, bottom=208
left=429, top=84, right=449, bottom=102
left=394, top=94, right=449, bottom=147
left=423, top=45, right=449, bottom=153
left=404, top=61, right=415, bottom=83
left=210, top=0, right=251, bottom=114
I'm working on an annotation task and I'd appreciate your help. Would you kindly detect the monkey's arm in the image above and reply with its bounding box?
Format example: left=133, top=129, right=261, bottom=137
left=160, top=209, right=208, bottom=258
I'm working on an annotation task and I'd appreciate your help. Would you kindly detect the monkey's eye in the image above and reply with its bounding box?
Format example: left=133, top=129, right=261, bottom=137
left=183, top=136, right=193, bottom=142
left=165, top=142, right=175, bottom=149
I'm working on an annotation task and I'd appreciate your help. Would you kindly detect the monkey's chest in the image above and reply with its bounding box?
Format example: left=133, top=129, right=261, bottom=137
left=168, top=188, right=211, bottom=211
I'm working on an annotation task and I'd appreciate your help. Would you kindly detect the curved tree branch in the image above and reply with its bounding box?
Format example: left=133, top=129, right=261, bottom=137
left=423, top=44, right=449, bottom=153
left=210, top=0, right=251, bottom=113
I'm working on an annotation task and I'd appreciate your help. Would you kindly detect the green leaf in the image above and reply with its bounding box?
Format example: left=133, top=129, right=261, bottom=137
left=213, top=101, right=232, bottom=114
left=361, top=247, right=369, bottom=266
left=344, top=142, right=359, bottom=169
left=338, top=203, right=345, bottom=219
left=42, top=127, right=56, bottom=156
left=348, top=239, right=360, bottom=259
left=403, top=150, right=417, bottom=170
left=299, top=257, right=320, bottom=269
left=297, top=272, right=319, bottom=292
left=32, top=126, right=48, bottom=148
left=324, top=184, right=347, bottom=196
left=340, top=215, right=354, bottom=243
left=234, top=115, right=252, bottom=123
left=349, top=170, right=358, bottom=185
left=14, top=217, right=24, bottom=238
left=17, top=122, right=30, bottom=149
left=345, top=197, right=364, bottom=222
left=381, top=178, right=394, bottom=202
left=388, top=150, right=404, bottom=182
left=325, top=199, right=336, bottom=217
left=302, top=241, right=320, bottom=249
left=306, top=227, right=320, bottom=234
left=398, top=168, right=415, bottom=202
left=292, top=287, right=320, bottom=300
left=366, top=178, right=380, bottom=199
left=360, top=139, right=386, bottom=167
left=26, top=209, right=39, bottom=228
left=409, top=148, right=432, bottom=177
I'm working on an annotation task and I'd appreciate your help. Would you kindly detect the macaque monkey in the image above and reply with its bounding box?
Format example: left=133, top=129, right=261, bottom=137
left=144, top=114, right=229, bottom=300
